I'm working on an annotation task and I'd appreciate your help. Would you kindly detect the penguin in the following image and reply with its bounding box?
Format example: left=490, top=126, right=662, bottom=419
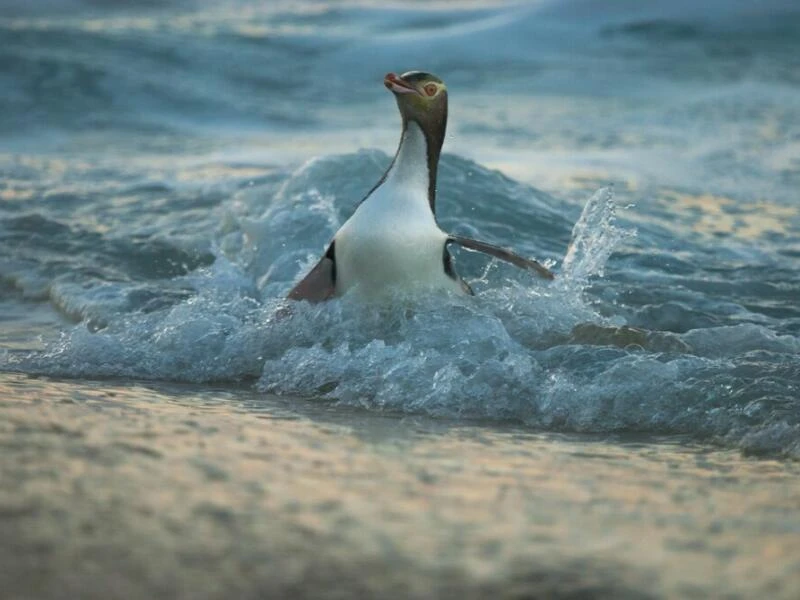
left=288, top=70, right=554, bottom=302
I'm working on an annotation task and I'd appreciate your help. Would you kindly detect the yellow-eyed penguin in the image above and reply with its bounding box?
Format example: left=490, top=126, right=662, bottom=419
left=288, top=70, right=554, bottom=302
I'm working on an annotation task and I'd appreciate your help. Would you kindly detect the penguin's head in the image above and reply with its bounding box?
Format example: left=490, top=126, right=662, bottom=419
left=384, top=71, right=448, bottom=139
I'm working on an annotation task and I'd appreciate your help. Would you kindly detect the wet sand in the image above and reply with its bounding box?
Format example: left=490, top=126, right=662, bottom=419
left=1, top=372, right=799, bottom=599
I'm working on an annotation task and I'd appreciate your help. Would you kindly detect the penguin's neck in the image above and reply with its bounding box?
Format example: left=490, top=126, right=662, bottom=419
left=384, top=120, right=439, bottom=211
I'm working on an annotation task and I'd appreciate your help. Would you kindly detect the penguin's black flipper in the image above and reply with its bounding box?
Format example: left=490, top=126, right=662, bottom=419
left=287, top=242, right=337, bottom=302
left=448, top=236, right=554, bottom=280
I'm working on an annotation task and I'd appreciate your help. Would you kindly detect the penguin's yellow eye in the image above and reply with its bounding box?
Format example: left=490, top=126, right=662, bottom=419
left=424, top=83, right=437, bottom=97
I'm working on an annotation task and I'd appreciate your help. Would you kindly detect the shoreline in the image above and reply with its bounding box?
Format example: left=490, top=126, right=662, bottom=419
left=2, top=373, right=799, bottom=599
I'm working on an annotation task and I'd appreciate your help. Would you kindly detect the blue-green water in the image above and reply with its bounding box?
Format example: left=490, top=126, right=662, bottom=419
left=2, top=2, right=800, bottom=598
left=2, top=0, right=798, bottom=457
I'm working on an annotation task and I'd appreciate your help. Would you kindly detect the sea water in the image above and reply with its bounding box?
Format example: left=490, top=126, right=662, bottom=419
left=1, top=1, right=799, bottom=598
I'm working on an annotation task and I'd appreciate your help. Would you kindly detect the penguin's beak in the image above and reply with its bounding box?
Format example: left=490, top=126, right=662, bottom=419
left=384, top=72, right=420, bottom=95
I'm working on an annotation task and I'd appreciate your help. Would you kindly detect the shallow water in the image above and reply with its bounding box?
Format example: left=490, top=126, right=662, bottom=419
left=2, top=372, right=799, bottom=599
left=1, top=0, right=800, bottom=597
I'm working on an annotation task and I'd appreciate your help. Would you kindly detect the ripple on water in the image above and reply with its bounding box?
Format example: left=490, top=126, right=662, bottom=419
left=4, top=153, right=798, bottom=459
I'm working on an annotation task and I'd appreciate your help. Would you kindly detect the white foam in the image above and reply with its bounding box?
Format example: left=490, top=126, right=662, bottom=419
left=6, top=152, right=799, bottom=458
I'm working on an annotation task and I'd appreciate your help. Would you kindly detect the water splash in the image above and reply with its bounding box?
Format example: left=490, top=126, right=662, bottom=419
left=561, top=186, right=636, bottom=287
left=4, top=152, right=799, bottom=459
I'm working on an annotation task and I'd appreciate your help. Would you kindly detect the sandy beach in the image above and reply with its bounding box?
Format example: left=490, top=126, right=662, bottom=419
left=2, top=372, right=799, bottom=599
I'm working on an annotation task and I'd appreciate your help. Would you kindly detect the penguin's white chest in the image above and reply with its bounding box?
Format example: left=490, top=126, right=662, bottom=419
left=334, top=184, right=458, bottom=298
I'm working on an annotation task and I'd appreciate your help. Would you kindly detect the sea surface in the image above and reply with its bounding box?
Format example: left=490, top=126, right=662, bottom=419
left=1, top=0, right=799, bottom=598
